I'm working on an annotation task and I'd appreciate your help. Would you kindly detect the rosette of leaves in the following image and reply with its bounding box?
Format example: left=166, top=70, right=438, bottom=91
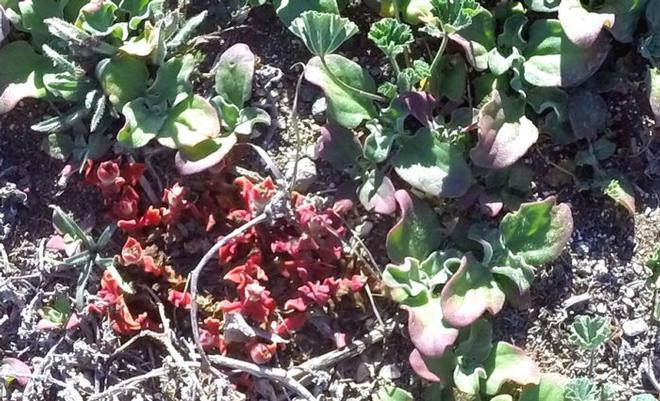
left=290, top=11, right=383, bottom=128
left=177, top=43, right=270, bottom=174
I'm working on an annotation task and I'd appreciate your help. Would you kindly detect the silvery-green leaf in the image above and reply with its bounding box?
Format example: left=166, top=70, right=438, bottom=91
left=234, top=107, right=270, bottom=136
left=569, top=315, right=611, bottom=351
left=368, top=18, right=414, bottom=58
left=214, top=43, right=255, bottom=108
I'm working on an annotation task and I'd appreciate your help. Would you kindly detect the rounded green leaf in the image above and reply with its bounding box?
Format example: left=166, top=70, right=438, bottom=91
left=214, top=43, right=255, bottom=108
left=117, top=99, right=168, bottom=148
left=522, top=19, right=609, bottom=88
left=97, top=55, right=149, bottom=109
left=500, top=196, right=573, bottom=265
left=386, top=190, right=443, bottom=264
left=440, top=254, right=505, bottom=328
left=483, top=342, right=541, bottom=395
left=304, top=54, right=377, bottom=128
left=0, top=40, right=50, bottom=114
left=519, top=373, right=568, bottom=401
left=393, top=128, right=473, bottom=198
left=290, top=11, right=358, bottom=57
left=159, top=95, right=221, bottom=153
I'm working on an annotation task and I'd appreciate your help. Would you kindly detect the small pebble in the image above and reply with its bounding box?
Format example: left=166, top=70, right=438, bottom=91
left=378, top=364, right=402, bottom=380
left=622, top=318, right=648, bottom=337
left=311, top=97, right=327, bottom=123
left=285, top=157, right=317, bottom=192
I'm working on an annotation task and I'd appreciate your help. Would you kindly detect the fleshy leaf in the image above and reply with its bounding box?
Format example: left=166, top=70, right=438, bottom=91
left=402, top=300, right=459, bottom=358
left=383, top=251, right=459, bottom=303
left=393, top=128, right=473, bottom=198
left=470, top=90, right=539, bottom=169
left=386, top=190, right=443, bottom=263
left=491, top=253, right=535, bottom=308
left=0, top=357, right=31, bottom=386
left=176, top=134, right=237, bottom=175
left=500, top=196, right=573, bottom=265
left=358, top=170, right=397, bottom=215
left=315, top=123, right=361, bottom=175
left=97, top=55, right=149, bottom=109
left=117, top=98, right=169, bottom=148
left=146, top=54, right=195, bottom=108
left=408, top=349, right=455, bottom=384
left=158, top=95, right=221, bottom=154
left=558, top=0, right=614, bottom=48
left=290, top=11, right=358, bottom=57
left=454, top=318, right=493, bottom=364
left=234, top=107, right=271, bottom=136
left=522, top=19, right=609, bottom=88
left=0, top=41, right=50, bottom=114
left=214, top=43, right=255, bottom=108
left=450, top=8, right=496, bottom=71
left=305, top=54, right=377, bottom=128
left=483, top=342, right=541, bottom=395
left=368, top=18, right=414, bottom=58
left=519, top=373, right=568, bottom=401
left=568, top=87, right=608, bottom=140
left=440, top=254, right=505, bottom=327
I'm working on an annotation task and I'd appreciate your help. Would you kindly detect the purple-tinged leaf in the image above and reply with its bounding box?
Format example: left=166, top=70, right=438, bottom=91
left=522, top=20, right=610, bottom=88
left=386, top=190, right=443, bottom=263
left=483, top=342, right=541, bottom=395
left=402, top=300, right=459, bottom=358
left=519, top=373, right=568, bottom=401
left=470, top=90, right=539, bottom=169
left=315, top=123, right=361, bottom=175
left=398, top=91, right=436, bottom=127
left=0, top=357, right=31, bottom=386
left=440, top=254, right=505, bottom=328
left=500, top=196, right=574, bottom=265
left=408, top=349, right=455, bottom=384
left=358, top=171, right=396, bottom=215
left=0, top=41, right=50, bottom=114
left=558, top=0, right=614, bottom=48
left=175, top=134, right=237, bottom=175
left=215, top=43, right=255, bottom=108
left=478, top=192, right=503, bottom=217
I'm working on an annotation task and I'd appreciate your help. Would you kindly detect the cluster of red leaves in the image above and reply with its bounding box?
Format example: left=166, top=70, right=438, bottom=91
left=84, top=160, right=366, bottom=364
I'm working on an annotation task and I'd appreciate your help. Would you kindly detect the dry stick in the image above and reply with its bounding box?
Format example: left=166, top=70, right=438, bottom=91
left=289, top=319, right=396, bottom=380
left=288, top=63, right=307, bottom=193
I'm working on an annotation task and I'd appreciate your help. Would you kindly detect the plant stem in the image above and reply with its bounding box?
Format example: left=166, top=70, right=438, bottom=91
left=429, top=23, right=449, bottom=77
left=589, top=348, right=596, bottom=376
left=388, top=54, right=401, bottom=78
left=319, top=56, right=388, bottom=103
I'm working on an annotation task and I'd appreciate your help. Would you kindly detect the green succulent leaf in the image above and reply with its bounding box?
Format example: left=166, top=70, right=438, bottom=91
left=77, top=0, right=122, bottom=37
left=569, top=315, right=611, bottom=351
left=233, top=107, right=270, bottom=136
left=51, top=205, right=94, bottom=250
left=440, top=254, right=505, bottom=327
left=429, top=0, right=480, bottom=34
left=368, top=18, right=414, bottom=58
left=215, top=43, right=255, bottom=108
left=402, top=300, right=460, bottom=358
left=175, top=134, right=237, bottom=176
left=315, top=123, right=362, bottom=174
left=470, top=90, right=539, bottom=169
left=429, top=53, right=467, bottom=102
left=383, top=251, right=460, bottom=303
left=97, top=55, right=149, bottom=110
left=522, top=19, right=610, bottom=88
left=17, top=0, right=64, bottom=40
left=0, top=41, right=50, bottom=114
left=386, top=190, right=443, bottom=264
left=453, top=364, right=486, bottom=395
left=273, top=0, right=343, bottom=27
left=118, top=0, right=152, bottom=30
left=158, top=95, right=221, bottom=155
left=455, top=318, right=493, bottom=365
left=393, top=128, right=473, bottom=198
left=118, top=98, right=168, bottom=148
left=491, top=253, right=535, bottom=308
left=500, top=196, right=574, bottom=266
left=146, top=54, right=195, bottom=107
left=519, top=373, right=569, bottom=401
left=304, top=54, right=377, bottom=128
left=42, top=70, right=86, bottom=101
left=483, top=342, right=541, bottom=395
left=290, top=11, right=358, bottom=57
